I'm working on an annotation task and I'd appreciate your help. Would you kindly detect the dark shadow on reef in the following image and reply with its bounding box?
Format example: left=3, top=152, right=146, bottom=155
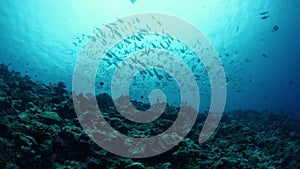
left=0, top=63, right=299, bottom=169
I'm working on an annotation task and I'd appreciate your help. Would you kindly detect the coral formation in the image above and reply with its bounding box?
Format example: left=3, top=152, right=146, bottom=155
left=0, top=63, right=299, bottom=168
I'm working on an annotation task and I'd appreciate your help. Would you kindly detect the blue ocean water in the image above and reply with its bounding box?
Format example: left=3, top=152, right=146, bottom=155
left=0, top=0, right=299, bottom=113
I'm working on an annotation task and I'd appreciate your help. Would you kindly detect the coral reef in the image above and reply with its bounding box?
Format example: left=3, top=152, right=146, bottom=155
left=0, top=63, right=299, bottom=169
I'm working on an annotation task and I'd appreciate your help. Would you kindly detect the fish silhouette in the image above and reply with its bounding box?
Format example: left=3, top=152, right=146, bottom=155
left=272, top=25, right=279, bottom=32
left=130, top=0, right=136, bottom=4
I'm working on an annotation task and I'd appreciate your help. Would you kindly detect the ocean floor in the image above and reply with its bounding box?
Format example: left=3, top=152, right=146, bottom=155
left=0, top=63, right=299, bottom=169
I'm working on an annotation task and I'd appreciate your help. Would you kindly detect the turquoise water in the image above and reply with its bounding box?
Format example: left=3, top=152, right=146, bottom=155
left=0, top=0, right=299, bottom=113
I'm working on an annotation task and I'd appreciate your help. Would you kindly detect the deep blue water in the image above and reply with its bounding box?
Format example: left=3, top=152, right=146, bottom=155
left=0, top=0, right=299, bottom=113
